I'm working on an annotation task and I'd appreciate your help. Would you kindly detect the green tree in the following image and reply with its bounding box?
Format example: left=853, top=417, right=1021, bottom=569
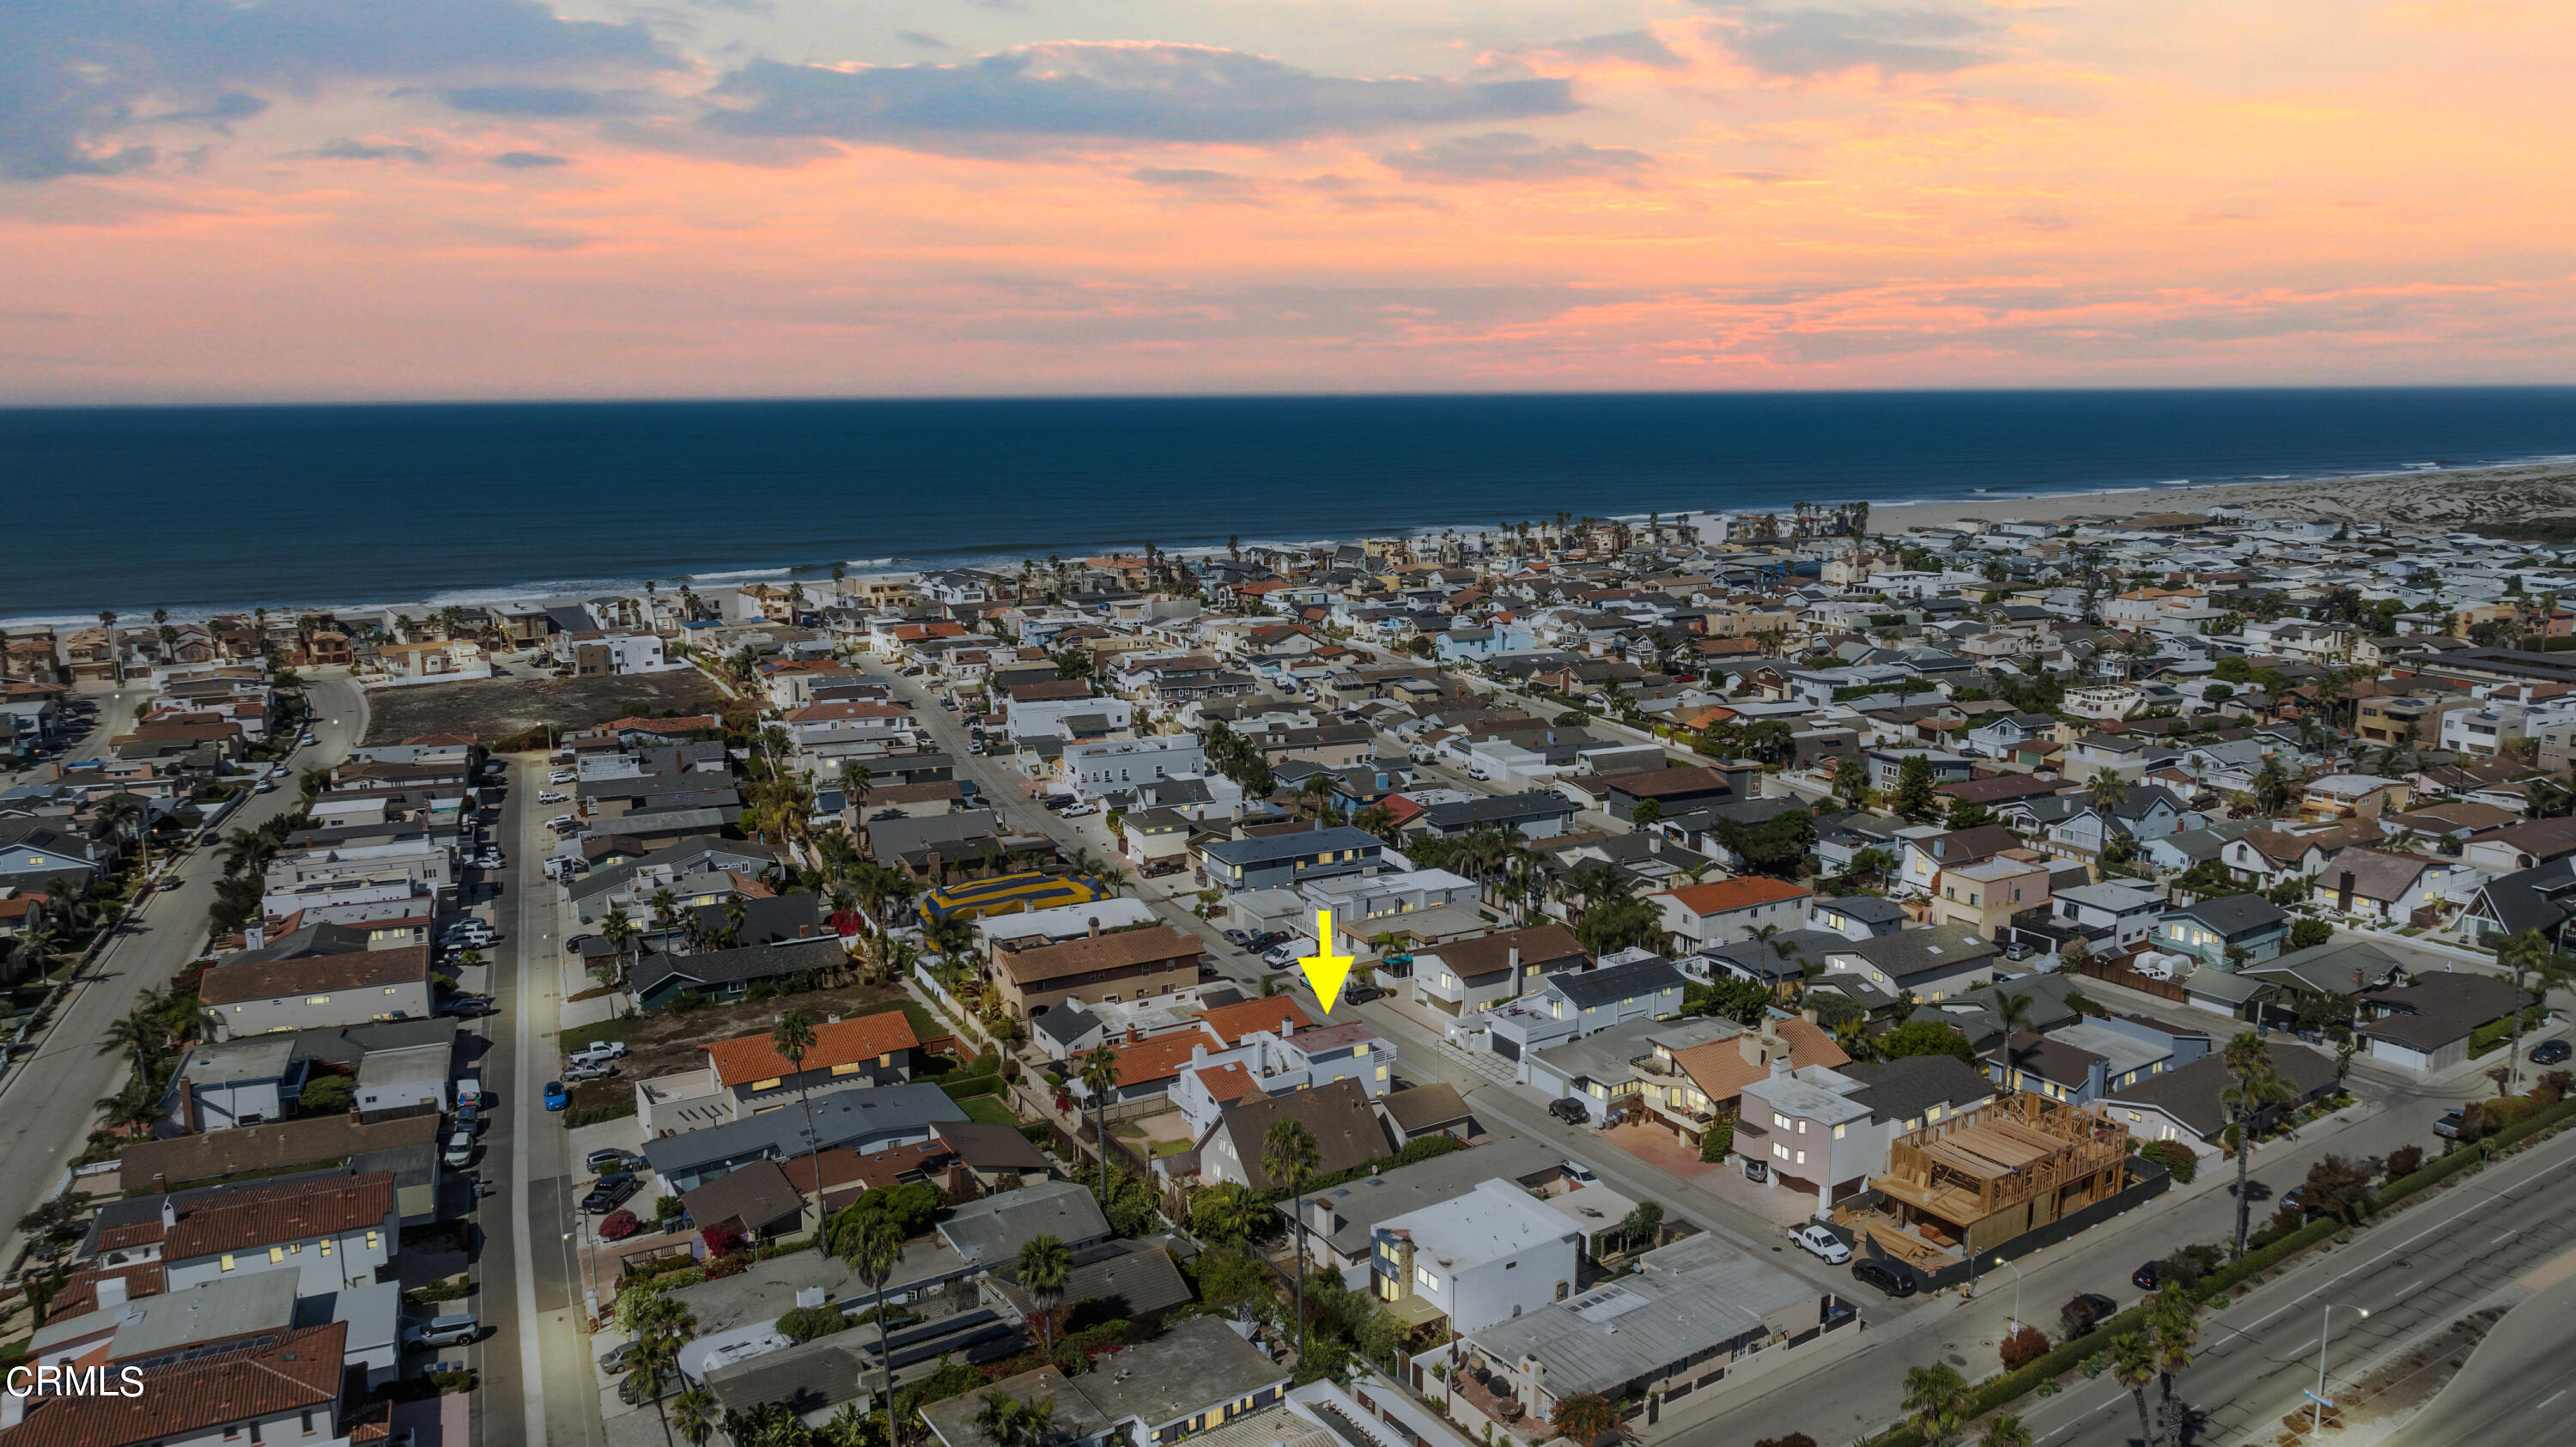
left=2221, top=1031, right=2290, bottom=1258
left=1901, top=1363, right=1971, bottom=1447
left=1890, top=754, right=1941, bottom=822
left=841, top=1213, right=906, bottom=1445
left=1832, top=753, right=1872, bottom=808
left=1262, top=1119, right=1321, bottom=1364
left=2109, top=1333, right=2158, bottom=1447
left=1880, top=1020, right=1978, bottom=1063
left=1016, top=1233, right=1070, bottom=1355
left=1630, top=798, right=1663, bottom=828
left=771, top=1007, right=823, bottom=1194
left=2492, top=927, right=2568, bottom=1092
left=1077, top=1045, right=1121, bottom=1213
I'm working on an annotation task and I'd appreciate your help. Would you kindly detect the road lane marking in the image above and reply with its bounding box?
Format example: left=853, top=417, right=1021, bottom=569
left=2540, top=1389, right=2567, bottom=1411
left=512, top=761, right=550, bottom=1447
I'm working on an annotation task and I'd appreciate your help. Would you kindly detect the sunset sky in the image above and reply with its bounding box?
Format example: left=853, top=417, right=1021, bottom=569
left=4, top=0, right=2572, bottom=402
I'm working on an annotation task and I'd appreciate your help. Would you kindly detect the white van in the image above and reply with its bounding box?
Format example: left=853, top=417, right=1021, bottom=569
left=444, top=1131, right=474, bottom=1168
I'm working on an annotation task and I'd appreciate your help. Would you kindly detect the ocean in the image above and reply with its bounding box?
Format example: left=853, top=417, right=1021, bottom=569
left=9, top=386, right=2576, bottom=623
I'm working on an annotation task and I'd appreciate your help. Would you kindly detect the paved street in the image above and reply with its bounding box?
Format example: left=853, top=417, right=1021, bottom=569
left=2023, top=1128, right=2576, bottom=1447
left=2382, top=1256, right=2576, bottom=1447
left=466, top=749, right=608, bottom=1447
left=0, top=672, right=364, bottom=1257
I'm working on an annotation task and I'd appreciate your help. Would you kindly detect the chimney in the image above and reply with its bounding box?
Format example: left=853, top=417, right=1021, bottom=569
left=1769, top=1056, right=1790, bottom=1079
left=1088, top=916, right=1101, bottom=939
left=1126, top=1024, right=1140, bottom=1044
left=1508, top=946, right=1521, bottom=973
left=1279, top=1015, right=1294, bottom=1038
left=1191, top=1043, right=1206, bottom=1065
left=176, top=1076, right=198, bottom=1134
left=2336, top=871, right=2355, bottom=912
left=1647, top=833, right=1662, bottom=855
left=95, top=1275, right=128, bottom=1310
left=244, top=925, right=264, bottom=951
left=1313, top=817, right=1323, bottom=832
left=159, top=1196, right=177, bottom=1230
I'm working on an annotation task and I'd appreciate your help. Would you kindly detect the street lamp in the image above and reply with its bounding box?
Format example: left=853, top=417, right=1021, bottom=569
left=2314, top=1304, right=2369, bottom=1432
left=1991, top=1255, right=2026, bottom=1335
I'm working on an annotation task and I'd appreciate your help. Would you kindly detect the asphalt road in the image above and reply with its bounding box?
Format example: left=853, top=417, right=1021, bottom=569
left=0, top=671, right=363, bottom=1260
left=2380, top=1260, right=2576, bottom=1447
left=469, top=748, right=607, bottom=1447
left=2016, top=1126, right=2576, bottom=1447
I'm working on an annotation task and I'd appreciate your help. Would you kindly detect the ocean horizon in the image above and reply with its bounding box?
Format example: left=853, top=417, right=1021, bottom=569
left=9, top=386, right=2576, bottom=626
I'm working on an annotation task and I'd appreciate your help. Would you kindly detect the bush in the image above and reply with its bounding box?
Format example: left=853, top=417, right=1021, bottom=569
left=2061, top=1295, right=2108, bottom=1339
left=2290, top=918, right=2334, bottom=949
left=1700, top=1121, right=1734, bottom=1164
left=702, top=1221, right=747, bottom=1258
left=2158, top=1243, right=2224, bottom=1290
left=2137, top=1139, right=2197, bottom=1185
left=598, top=1210, right=642, bottom=1242
left=298, top=1075, right=354, bottom=1113
left=409, top=1276, right=474, bottom=1303
left=2000, top=1326, right=2050, bottom=1371
left=776, top=1304, right=849, bottom=1342
left=2385, top=1145, right=2423, bottom=1181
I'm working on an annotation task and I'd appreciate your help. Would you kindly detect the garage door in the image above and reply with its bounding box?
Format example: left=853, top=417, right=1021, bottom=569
left=1492, top=1037, right=1521, bottom=1061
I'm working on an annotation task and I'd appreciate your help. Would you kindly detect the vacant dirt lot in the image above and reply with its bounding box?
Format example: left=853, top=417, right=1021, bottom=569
left=556, top=982, right=942, bottom=1080
left=362, top=668, right=724, bottom=747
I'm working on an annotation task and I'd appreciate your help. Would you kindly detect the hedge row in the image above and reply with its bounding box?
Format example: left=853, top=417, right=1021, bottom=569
left=939, top=1073, right=1005, bottom=1101
left=1855, top=1095, right=2576, bottom=1447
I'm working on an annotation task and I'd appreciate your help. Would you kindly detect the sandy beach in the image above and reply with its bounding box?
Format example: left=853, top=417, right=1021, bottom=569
left=1869, top=457, right=2576, bottom=536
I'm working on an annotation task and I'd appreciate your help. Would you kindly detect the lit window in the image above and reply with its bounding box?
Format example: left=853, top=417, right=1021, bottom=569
left=221, top=1254, right=236, bottom=1272
left=269, top=1246, right=284, bottom=1263
left=1832, top=1122, right=1847, bottom=1140
left=1772, top=1142, right=1789, bottom=1160
left=304, top=995, right=331, bottom=1006
left=1415, top=1265, right=1441, bottom=1292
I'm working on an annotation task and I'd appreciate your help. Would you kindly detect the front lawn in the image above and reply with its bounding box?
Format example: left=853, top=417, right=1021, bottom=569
left=959, top=1096, right=1020, bottom=1126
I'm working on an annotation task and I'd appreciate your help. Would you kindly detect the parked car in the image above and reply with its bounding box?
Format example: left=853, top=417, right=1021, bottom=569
left=544, top=1080, right=569, bottom=1111
left=568, top=1040, right=628, bottom=1065
left=1344, top=984, right=1389, bottom=1006
left=1851, top=1260, right=1917, bottom=1298
left=1790, top=1225, right=1851, bottom=1264
left=563, top=1061, right=617, bottom=1084
left=405, top=1314, right=481, bottom=1349
left=1548, top=1097, right=1590, bottom=1125
left=2071, top=1292, right=2118, bottom=1328
left=598, top=1341, right=642, bottom=1375
left=443, top=1132, right=474, bottom=1168
left=2534, top=1039, right=2573, bottom=1065
left=587, top=1147, right=641, bottom=1175
left=537, top=790, right=568, bottom=805
left=548, top=813, right=576, bottom=830
left=1222, top=929, right=1252, bottom=946
left=1058, top=801, right=1099, bottom=818
left=1560, top=1159, right=1599, bottom=1185
left=2002, top=940, right=2037, bottom=962
left=581, top=1174, right=641, bottom=1213
left=2131, top=1260, right=2161, bottom=1291
left=1261, top=945, right=1298, bottom=966
left=2434, top=1109, right=2464, bottom=1140
left=550, top=769, right=576, bottom=784
left=440, top=997, right=496, bottom=1018
left=254, top=778, right=276, bottom=793
left=456, top=1098, right=481, bottom=1134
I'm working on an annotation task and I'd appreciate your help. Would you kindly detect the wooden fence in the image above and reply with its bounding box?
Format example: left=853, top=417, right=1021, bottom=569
left=2073, top=958, right=2188, bottom=1002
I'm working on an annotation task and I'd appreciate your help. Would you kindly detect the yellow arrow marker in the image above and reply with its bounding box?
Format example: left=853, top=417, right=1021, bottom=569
left=1297, top=908, right=1358, bottom=1016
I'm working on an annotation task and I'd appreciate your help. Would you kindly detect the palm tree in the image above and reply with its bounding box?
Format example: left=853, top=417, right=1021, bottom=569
left=2147, top=1283, right=2201, bottom=1446
left=1978, top=1415, right=2033, bottom=1447
left=671, top=1389, right=720, bottom=1447
left=2086, top=768, right=2129, bottom=820
left=2221, top=1031, right=2290, bottom=1258
left=973, top=1391, right=1028, bottom=1447
left=1995, top=990, right=2038, bottom=1083
left=2109, top=1333, right=2159, bottom=1447
left=1016, top=1233, right=1071, bottom=1355
left=1261, top=1118, right=1320, bottom=1364
left=2492, top=927, right=2565, bottom=1092
left=627, top=1333, right=681, bottom=1447
left=771, top=1007, right=823, bottom=1198
left=1901, top=1363, right=1971, bottom=1447
left=93, top=793, right=144, bottom=873
left=842, top=1213, right=906, bottom=1447
left=601, top=906, right=640, bottom=985
left=1076, top=1045, right=1121, bottom=1211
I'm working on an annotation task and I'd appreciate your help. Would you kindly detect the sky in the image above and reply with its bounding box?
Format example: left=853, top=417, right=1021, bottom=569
left=2, top=0, right=2572, bottom=403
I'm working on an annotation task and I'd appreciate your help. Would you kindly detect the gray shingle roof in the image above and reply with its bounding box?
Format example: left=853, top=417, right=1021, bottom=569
left=1550, top=957, right=1685, bottom=1009
left=643, top=1082, right=967, bottom=1179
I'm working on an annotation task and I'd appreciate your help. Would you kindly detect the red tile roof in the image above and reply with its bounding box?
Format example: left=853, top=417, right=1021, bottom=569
left=197, top=945, right=430, bottom=1006
left=1661, top=876, right=1814, bottom=916
left=1198, top=996, right=1313, bottom=1045
left=157, top=1172, right=398, bottom=1262
left=701, top=1009, right=922, bottom=1087
left=4, top=1322, right=345, bottom=1447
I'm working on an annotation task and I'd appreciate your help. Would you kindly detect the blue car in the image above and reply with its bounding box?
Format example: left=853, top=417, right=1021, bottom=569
left=544, top=1080, right=569, bottom=1111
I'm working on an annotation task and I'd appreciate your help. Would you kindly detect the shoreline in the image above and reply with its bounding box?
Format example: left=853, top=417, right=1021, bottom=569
left=13, top=456, right=2576, bottom=630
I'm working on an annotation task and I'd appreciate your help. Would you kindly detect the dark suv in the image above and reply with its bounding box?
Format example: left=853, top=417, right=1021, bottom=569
left=1851, top=1260, right=1917, bottom=1298
left=581, top=1174, right=641, bottom=1214
left=1548, top=1097, right=1590, bottom=1125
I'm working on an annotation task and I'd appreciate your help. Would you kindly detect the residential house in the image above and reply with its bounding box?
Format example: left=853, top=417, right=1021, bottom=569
left=988, top=923, right=1206, bottom=1019
left=1198, top=826, right=1388, bottom=891
left=2358, top=973, right=2531, bottom=1073
left=697, top=1009, right=920, bottom=1118
left=919, top=1316, right=1289, bottom=1447
left=1198, top=1077, right=1393, bottom=1190
left=2099, top=1043, right=2338, bottom=1144
left=2147, top=894, right=2290, bottom=970
left=1369, top=1177, right=1583, bottom=1335
left=2051, top=881, right=2166, bottom=950
left=1410, top=924, right=1585, bottom=1019
left=1817, top=923, right=2001, bottom=1006
left=1652, top=876, right=1816, bottom=951
left=1927, top=856, right=2050, bottom=941
left=198, top=945, right=434, bottom=1040
left=2309, top=848, right=2481, bottom=925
